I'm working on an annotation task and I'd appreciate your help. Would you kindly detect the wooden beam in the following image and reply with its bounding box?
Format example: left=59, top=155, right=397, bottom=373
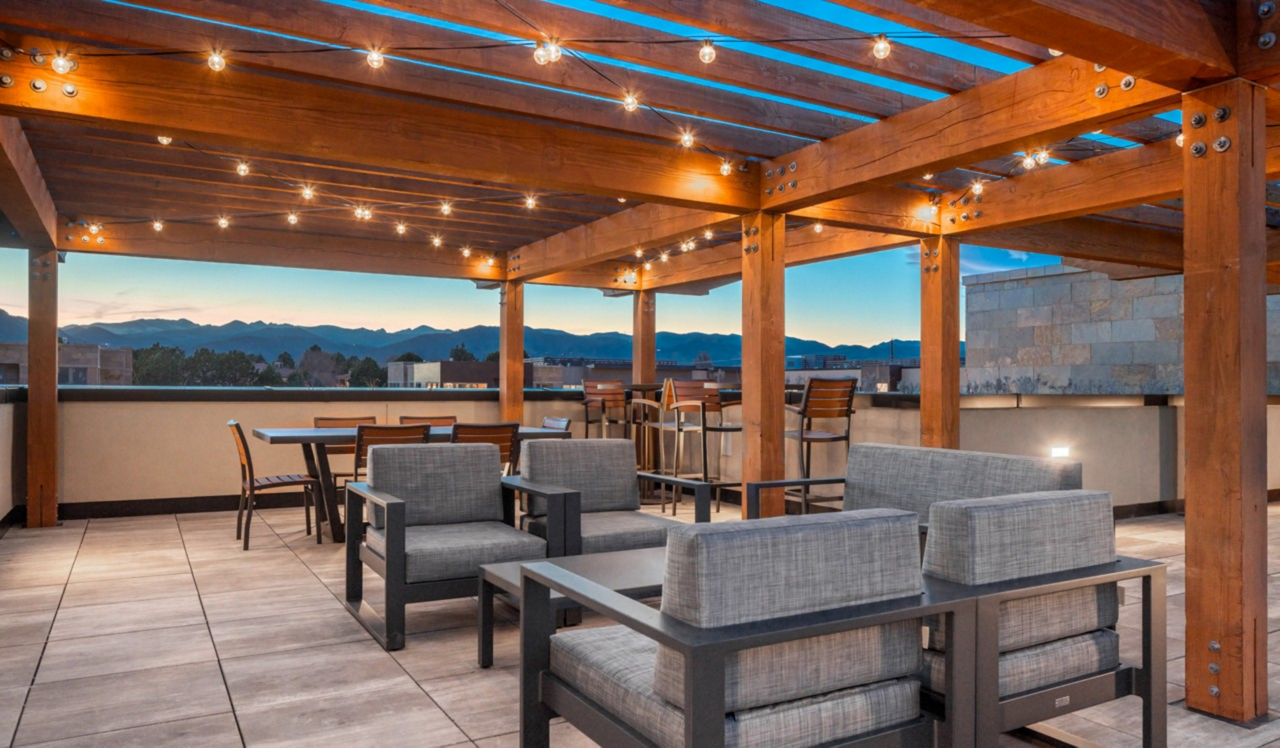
left=26, top=246, right=58, bottom=527
left=919, top=236, right=960, bottom=449
left=898, top=0, right=1235, bottom=88
left=791, top=189, right=938, bottom=238
left=509, top=204, right=736, bottom=281
left=740, top=213, right=787, bottom=518
left=58, top=220, right=504, bottom=281
left=1182, top=78, right=1269, bottom=723
left=829, top=0, right=1050, bottom=63
left=760, top=56, right=1180, bottom=212
left=0, top=33, right=759, bottom=212
left=0, top=117, right=57, bottom=249
left=499, top=281, right=525, bottom=424
left=632, top=289, right=656, bottom=385
left=976, top=218, right=1183, bottom=269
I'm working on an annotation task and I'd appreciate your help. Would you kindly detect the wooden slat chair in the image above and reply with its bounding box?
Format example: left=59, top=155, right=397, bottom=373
left=352, top=424, right=431, bottom=483
left=228, top=420, right=319, bottom=551
left=399, top=415, right=458, bottom=427
left=784, top=377, right=857, bottom=513
left=450, top=422, right=521, bottom=474
left=314, top=415, right=377, bottom=485
left=660, top=379, right=741, bottom=514
left=581, top=380, right=629, bottom=438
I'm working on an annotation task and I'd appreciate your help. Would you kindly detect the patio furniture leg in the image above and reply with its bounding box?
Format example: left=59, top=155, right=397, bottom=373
left=314, top=443, right=345, bottom=542
left=479, top=577, right=495, bottom=669
left=235, top=486, right=246, bottom=540
left=242, top=487, right=255, bottom=551
left=303, top=486, right=312, bottom=538
left=1142, top=570, right=1168, bottom=747
left=521, top=574, right=555, bottom=748
left=802, top=438, right=813, bottom=514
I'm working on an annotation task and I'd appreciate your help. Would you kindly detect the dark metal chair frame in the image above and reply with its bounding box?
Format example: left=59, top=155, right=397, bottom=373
left=654, top=380, right=741, bottom=515
left=784, top=377, right=857, bottom=514
left=519, top=563, right=977, bottom=748
left=519, top=555, right=1166, bottom=748
left=343, top=479, right=572, bottom=651
left=744, top=475, right=846, bottom=518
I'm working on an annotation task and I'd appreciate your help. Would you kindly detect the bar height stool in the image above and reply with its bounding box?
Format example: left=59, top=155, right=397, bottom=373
left=581, top=380, right=629, bottom=438
left=784, top=377, right=857, bottom=514
left=657, top=379, right=741, bottom=515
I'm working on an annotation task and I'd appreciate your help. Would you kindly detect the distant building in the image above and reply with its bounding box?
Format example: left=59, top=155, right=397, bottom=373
left=525, top=357, right=739, bottom=387
left=387, top=360, right=533, bottom=388
left=0, top=343, right=133, bottom=386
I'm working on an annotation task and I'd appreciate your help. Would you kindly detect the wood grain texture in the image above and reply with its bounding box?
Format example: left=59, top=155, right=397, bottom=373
left=1182, top=79, right=1269, bottom=722
left=740, top=213, right=787, bottom=518
left=499, top=282, right=525, bottom=424
left=27, top=246, right=58, bottom=527
left=0, top=117, right=57, bottom=249
left=632, top=290, right=657, bottom=385
left=919, top=237, right=959, bottom=449
left=760, top=56, right=1180, bottom=212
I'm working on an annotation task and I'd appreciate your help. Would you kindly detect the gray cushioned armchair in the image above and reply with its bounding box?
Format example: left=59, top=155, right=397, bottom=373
left=512, top=439, right=710, bottom=555
left=344, top=443, right=564, bottom=651
left=746, top=443, right=1082, bottom=520
left=921, top=489, right=1166, bottom=746
left=520, top=510, right=969, bottom=748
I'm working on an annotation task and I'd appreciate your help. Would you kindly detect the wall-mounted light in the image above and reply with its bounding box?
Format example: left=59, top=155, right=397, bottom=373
left=1050, top=446, right=1070, bottom=458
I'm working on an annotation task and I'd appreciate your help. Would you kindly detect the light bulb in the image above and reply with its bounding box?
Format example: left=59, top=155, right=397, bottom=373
left=1020, top=154, right=1037, bottom=170
left=396, top=222, right=407, bottom=235
left=971, top=181, right=984, bottom=196
left=301, top=185, right=314, bottom=200
left=872, top=35, right=891, bottom=60
left=634, top=248, right=644, bottom=258
left=644, top=261, right=653, bottom=271
left=813, top=222, right=824, bottom=234
left=703, top=228, right=713, bottom=240
left=208, top=52, right=226, bottom=72
left=287, top=212, right=299, bottom=225
left=440, top=202, right=452, bottom=216
left=152, top=220, right=164, bottom=232
left=622, top=93, right=639, bottom=112
left=366, top=50, right=384, bottom=69
left=486, top=256, right=496, bottom=266
left=660, top=252, right=669, bottom=262
left=362, top=207, right=372, bottom=220
left=1175, top=132, right=1185, bottom=147
left=930, top=203, right=939, bottom=215
left=1035, top=150, right=1050, bottom=165
left=546, top=39, right=563, bottom=62
left=51, top=53, right=73, bottom=75
left=699, top=40, right=716, bottom=64
left=720, top=160, right=733, bottom=176
left=533, top=44, right=549, bottom=65
left=217, top=216, right=229, bottom=229
left=462, top=247, right=471, bottom=257
left=156, top=135, right=172, bottom=145
left=432, top=236, right=442, bottom=247
left=88, top=223, right=100, bottom=235
left=679, top=130, right=694, bottom=148
left=922, top=172, right=934, bottom=181
left=1047, top=48, right=1063, bottom=57
left=617, top=197, right=627, bottom=203
left=235, top=161, right=250, bottom=177
left=524, top=195, right=537, bottom=209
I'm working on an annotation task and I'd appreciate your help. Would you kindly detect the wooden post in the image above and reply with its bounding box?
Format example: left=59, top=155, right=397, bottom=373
left=498, top=280, right=524, bottom=424
left=632, top=289, right=656, bottom=385
left=920, top=236, right=960, bottom=449
left=1182, top=79, right=1269, bottom=722
left=27, top=246, right=58, bottom=527
left=741, top=213, right=786, bottom=517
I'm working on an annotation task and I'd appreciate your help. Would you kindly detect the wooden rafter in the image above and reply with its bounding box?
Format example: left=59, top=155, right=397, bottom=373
left=0, top=117, right=57, bottom=249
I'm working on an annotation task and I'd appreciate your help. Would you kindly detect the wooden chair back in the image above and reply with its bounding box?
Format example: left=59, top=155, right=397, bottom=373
left=227, top=420, right=255, bottom=486
left=314, top=415, right=377, bottom=456
left=399, top=415, right=458, bottom=427
left=354, top=424, right=430, bottom=473
left=540, top=416, right=571, bottom=431
left=798, top=378, right=857, bottom=420
left=670, top=379, right=724, bottom=414
left=583, top=380, right=627, bottom=410
left=450, top=422, right=521, bottom=465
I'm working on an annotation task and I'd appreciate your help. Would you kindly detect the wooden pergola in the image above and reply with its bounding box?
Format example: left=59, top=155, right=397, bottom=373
left=0, top=0, right=1272, bottom=723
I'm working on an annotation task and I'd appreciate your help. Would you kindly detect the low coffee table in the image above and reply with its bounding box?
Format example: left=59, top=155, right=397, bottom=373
left=478, top=546, right=666, bottom=668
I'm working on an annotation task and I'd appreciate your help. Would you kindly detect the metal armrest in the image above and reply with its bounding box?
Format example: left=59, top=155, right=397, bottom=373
left=960, top=556, right=1164, bottom=604
left=745, top=477, right=846, bottom=518
left=784, top=404, right=804, bottom=416
left=344, top=481, right=405, bottom=510
left=501, top=476, right=582, bottom=557
left=637, top=472, right=714, bottom=522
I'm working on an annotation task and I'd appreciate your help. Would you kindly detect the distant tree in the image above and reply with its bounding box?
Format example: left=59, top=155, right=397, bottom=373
left=214, top=350, right=262, bottom=387
left=285, top=371, right=306, bottom=387
left=694, top=351, right=713, bottom=366
left=449, top=343, right=477, bottom=362
left=348, top=356, right=387, bottom=388
left=181, top=347, right=222, bottom=386
left=250, top=352, right=267, bottom=364
left=276, top=351, right=295, bottom=368
left=333, top=352, right=348, bottom=371
left=308, top=344, right=322, bottom=353
left=393, top=351, right=424, bottom=363
left=483, top=350, right=500, bottom=362
left=256, top=364, right=284, bottom=386
left=296, top=347, right=341, bottom=387
left=132, top=344, right=186, bottom=385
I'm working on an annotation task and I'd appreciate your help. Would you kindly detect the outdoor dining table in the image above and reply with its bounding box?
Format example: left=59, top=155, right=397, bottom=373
left=252, top=425, right=572, bottom=542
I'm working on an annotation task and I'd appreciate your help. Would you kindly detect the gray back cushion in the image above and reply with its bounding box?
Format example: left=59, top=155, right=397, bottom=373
left=653, top=510, right=923, bottom=712
left=367, top=444, right=502, bottom=526
left=522, top=439, right=639, bottom=513
left=844, top=443, right=1082, bottom=515
left=923, top=490, right=1115, bottom=586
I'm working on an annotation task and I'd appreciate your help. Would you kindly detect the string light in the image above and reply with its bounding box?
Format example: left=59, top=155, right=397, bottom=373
left=156, top=136, right=172, bottom=146
left=354, top=206, right=372, bottom=220
left=720, top=160, right=733, bottom=176
left=971, top=180, right=984, bottom=196
left=88, top=223, right=101, bottom=235
left=1047, top=48, right=1064, bottom=57
left=524, top=195, right=537, bottom=209
left=301, top=185, right=315, bottom=200
left=679, top=130, right=695, bottom=148
left=660, top=252, right=669, bottom=262
left=617, top=197, right=627, bottom=203
left=703, top=228, right=714, bottom=241
left=622, top=93, right=639, bottom=112
left=440, top=202, right=452, bottom=216
left=235, top=161, right=250, bottom=177
left=922, top=173, right=934, bottom=181
left=644, top=261, right=653, bottom=271
left=486, top=256, right=496, bottom=266
left=1035, top=150, right=1050, bottom=165
left=872, top=34, right=891, bottom=60
left=1020, top=154, right=1037, bottom=170
left=461, top=246, right=472, bottom=257
left=813, top=222, right=824, bottom=234
left=534, top=39, right=563, bottom=65
left=699, top=40, right=716, bottom=64
left=431, top=236, right=443, bottom=248
left=287, top=212, right=299, bottom=225
left=152, top=220, right=164, bottom=232
left=217, top=216, right=229, bottom=229
left=207, top=52, right=226, bottom=71
left=51, top=53, right=74, bottom=75
left=366, top=49, right=385, bottom=69
left=395, top=222, right=407, bottom=235
left=634, top=248, right=644, bottom=258
left=1175, top=132, right=1185, bottom=147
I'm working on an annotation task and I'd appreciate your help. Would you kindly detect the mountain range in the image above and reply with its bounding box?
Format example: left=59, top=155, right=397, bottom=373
left=0, top=309, right=959, bottom=365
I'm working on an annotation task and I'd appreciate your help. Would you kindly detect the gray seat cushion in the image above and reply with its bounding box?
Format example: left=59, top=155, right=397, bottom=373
left=366, top=522, right=544, bottom=583
left=529, top=510, right=678, bottom=554
left=366, top=443, right=503, bottom=526
left=522, top=439, right=640, bottom=514
left=655, top=510, right=922, bottom=712
left=922, top=629, right=1120, bottom=698
left=844, top=443, right=1082, bottom=515
left=552, top=625, right=920, bottom=748
left=926, top=584, right=1119, bottom=653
